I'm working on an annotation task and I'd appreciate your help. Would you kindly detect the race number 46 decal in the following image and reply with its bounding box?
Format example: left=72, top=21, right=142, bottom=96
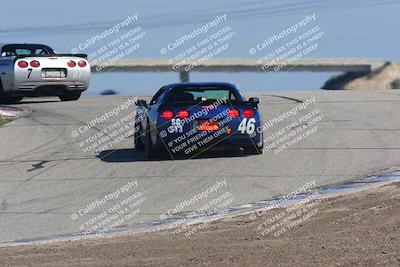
left=238, top=118, right=256, bottom=134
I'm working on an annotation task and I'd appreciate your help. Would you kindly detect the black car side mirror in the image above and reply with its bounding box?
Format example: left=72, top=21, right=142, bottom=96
left=249, top=97, right=260, bottom=105
left=135, top=99, right=147, bottom=107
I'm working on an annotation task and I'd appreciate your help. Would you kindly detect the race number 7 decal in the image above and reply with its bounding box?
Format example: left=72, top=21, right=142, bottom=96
left=238, top=118, right=256, bottom=134
left=27, top=68, right=33, bottom=79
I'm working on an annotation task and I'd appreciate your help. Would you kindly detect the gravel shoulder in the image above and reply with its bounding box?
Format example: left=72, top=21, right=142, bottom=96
left=1, top=181, right=399, bottom=267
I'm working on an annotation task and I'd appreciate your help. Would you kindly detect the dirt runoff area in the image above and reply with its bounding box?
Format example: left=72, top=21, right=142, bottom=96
left=1, top=182, right=400, bottom=267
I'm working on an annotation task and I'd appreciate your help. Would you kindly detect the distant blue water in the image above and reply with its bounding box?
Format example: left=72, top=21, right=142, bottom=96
left=1, top=0, right=399, bottom=95
left=89, top=72, right=342, bottom=96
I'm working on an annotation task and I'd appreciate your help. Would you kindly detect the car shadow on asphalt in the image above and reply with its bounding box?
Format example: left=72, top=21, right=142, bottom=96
left=13, top=100, right=60, bottom=105
left=97, top=148, right=251, bottom=162
left=0, top=100, right=60, bottom=105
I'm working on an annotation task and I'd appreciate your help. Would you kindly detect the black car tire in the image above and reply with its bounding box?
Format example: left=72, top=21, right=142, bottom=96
left=144, top=123, right=156, bottom=159
left=243, top=145, right=263, bottom=155
left=244, top=132, right=264, bottom=155
left=134, top=121, right=144, bottom=151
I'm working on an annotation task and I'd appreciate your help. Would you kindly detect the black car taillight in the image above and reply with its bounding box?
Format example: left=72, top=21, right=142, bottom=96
left=243, top=109, right=255, bottom=118
left=161, top=110, right=174, bottom=120
left=177, top=110, right=189, bottom=119
left=228, top=109, right=240, bottom=118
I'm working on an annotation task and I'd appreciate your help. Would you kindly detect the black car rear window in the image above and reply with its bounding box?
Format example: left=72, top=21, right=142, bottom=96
left=166, top=87, right=238, bottom=103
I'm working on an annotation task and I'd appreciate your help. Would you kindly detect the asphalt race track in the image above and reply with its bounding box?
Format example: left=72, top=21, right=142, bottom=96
left=1, top=90, right=400, bottom=243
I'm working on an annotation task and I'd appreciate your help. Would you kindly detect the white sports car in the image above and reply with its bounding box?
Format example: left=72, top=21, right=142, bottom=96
left=0, top=43, right=90, bottom=103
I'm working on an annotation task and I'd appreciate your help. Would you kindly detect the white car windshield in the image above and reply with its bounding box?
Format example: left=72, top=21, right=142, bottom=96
left=1, top=44, right=54, bottom=57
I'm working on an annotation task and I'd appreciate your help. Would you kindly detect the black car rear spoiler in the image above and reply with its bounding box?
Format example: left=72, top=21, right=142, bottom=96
left=159, top=100, right=259, bottom=109
left=14, top=54, right=88, bottom=61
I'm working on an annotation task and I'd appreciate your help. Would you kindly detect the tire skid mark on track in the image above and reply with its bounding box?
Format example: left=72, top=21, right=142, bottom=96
left=1, top=112, right=63, bottom=162
left=265, top=94, right=304, bottom=103
left=0, top=107, right=117, bottom=211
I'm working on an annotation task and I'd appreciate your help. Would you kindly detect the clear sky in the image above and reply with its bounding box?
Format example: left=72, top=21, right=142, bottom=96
left=1, top=0, right=399, bottom=95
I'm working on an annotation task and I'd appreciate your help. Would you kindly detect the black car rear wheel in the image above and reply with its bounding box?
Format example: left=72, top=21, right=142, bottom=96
left=144, top=124, right=156, bottom=159
left=243, top=135, right=264, bottom=155
left=243, top=145, right=263, bottom=155
left=134, top=121, right=144, bottom=151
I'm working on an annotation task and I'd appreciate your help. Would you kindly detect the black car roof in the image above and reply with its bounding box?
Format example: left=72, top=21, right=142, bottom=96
left=165, top=82, right=236, bottom=90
